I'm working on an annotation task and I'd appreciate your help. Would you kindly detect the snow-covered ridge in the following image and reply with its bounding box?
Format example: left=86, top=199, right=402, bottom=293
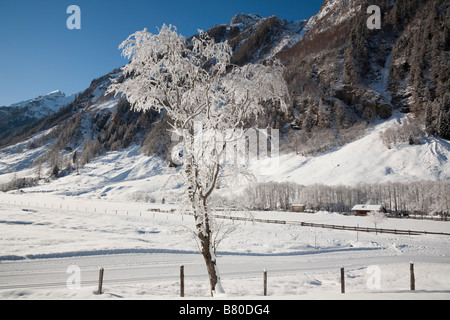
left=1, top=90, right=76, bottom=121
left=229, top=13, right=263, bottom=30
left=8, top=90, right=76, bottom=111
left=305, top=0, right=362, bottom=37
left=224, top=13, right=309, bottom=63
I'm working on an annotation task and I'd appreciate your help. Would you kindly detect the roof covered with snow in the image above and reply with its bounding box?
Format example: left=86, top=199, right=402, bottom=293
left=351, top=205, right=384, bottom=212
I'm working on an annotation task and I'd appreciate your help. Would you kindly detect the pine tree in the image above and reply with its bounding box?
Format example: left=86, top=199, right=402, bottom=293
left=438, top=93, right=450, bottom=140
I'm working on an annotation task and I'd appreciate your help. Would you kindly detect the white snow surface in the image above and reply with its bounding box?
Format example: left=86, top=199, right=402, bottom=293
left=0, top=112, right=449, bottom=299
left=0, top=192, right=449, bottom=300
left=257, top=114, right=450, bottom=186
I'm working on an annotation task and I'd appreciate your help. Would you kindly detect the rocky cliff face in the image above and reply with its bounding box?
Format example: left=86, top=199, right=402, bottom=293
left=279, top=0, right=449, bottom=141
left=206, top=13, right=308, bottom=65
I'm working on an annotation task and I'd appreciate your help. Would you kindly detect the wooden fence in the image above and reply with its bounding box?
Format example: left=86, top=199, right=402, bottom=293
left=120, top=207, right=450, bottom=237
left=1, top=197, right=449, bottom=236
left=95, top=263, right=419, bottom=297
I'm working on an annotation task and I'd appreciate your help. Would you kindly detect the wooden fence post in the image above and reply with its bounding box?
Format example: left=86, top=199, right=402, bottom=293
left=98, top=267, right=104, bottom=295
left=410, top=262, right=415, bottom=291
left=340, top=267, right=345, bottom=294
left=180, top=265, right=185, bottom=297
left=263, top=269, right=267, bottom=296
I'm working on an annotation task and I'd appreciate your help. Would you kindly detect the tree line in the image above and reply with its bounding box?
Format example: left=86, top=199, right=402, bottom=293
left=240, top=180, right=449, bottom=216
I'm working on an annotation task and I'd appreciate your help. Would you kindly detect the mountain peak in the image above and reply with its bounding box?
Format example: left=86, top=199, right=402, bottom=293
left=0, top=89, right=77, bottom=139
left=9, top=90, right=69, bottom=108
left=47, top=90, right=63, bottom=96
left=308, top=0, right=362, bottom=36
left=229, top=13, right=262, bottom=30
left=218, top=13, right=309, bottom=65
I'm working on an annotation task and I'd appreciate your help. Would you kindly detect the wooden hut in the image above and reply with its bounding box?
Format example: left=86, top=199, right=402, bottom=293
left=291, top=204, right=306, bottom=212
left=351, top=204, right=386, bottom=216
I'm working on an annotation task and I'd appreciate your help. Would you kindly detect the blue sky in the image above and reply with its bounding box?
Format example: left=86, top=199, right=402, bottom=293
left=0, top=0, right=323, bottom=106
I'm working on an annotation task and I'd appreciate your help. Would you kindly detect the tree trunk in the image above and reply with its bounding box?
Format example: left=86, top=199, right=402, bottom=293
left=200, top=231, right=219, bottom=296
left=183, top=130, right=224, bottom=296
left=190, top=194, right=223, bottom=296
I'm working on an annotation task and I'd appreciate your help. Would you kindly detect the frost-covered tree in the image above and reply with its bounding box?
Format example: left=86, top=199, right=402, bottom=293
left=109, top=24, right=289, bottom=295
left=367, top=210, right=387, bottom=234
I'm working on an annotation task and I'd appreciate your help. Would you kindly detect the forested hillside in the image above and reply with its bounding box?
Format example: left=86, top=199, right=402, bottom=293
left=0, top=0, right=448, bottom=198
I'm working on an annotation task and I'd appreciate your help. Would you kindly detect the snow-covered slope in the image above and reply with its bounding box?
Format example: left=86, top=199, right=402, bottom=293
left=1, top=113, right=448, bottom=201
left=0, top=90, right=77, bottom=147
left=257, top=114, right=450, bottom=186
left=9, top=90, right=75, bottom=112
left=310, top=0, right=361, bottom=33
left=22, top=145, right=180, bottom=201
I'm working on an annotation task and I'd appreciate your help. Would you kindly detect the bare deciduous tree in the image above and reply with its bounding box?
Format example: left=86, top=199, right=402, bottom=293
left=109, top=24, right=289, bottom=295
left=367, top=210, right=387, bottom=234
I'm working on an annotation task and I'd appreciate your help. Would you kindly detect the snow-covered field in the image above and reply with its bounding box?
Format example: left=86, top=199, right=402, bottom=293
left=1, top=192, right=449, bottom=300
left=1, top=112, right=449, bottom=300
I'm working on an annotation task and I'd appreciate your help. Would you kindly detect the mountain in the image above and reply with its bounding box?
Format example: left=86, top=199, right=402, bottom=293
left=279, top=0, right=450, bottom=144
left=0, top=13, right=312, bottom=159
left=7, top=90, right=74, bottom=112
left=0, top=90, right=76, bottom=146
left=0, top=1, right=449, bottom=197
left=206, top=13, right=308, bottom=65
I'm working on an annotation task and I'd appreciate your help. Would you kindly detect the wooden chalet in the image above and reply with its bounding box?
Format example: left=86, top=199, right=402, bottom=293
left=351, top=204, right=387, bottom=216
left=291, top=204, right=306, bottom=212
